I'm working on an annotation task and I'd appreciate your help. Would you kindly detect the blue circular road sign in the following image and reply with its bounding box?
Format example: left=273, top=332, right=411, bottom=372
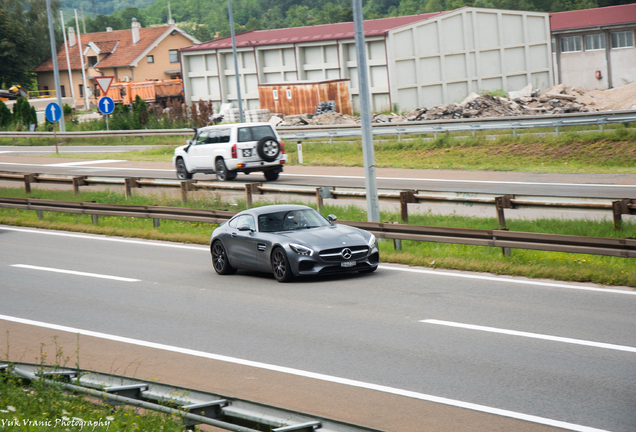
left=45, top=102, right=62, bottom=123
left=98, top=96, right=115, bottom=115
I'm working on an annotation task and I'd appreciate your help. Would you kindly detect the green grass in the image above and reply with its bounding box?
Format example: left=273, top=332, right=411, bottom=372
left=0, top=188, right=634, bottom=288
left=0, top=371, right=188, bottom=431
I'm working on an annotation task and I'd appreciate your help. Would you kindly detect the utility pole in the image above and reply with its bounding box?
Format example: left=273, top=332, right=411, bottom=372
left=46, top=0, right=66, bottom=132
left=228, top=0, right=244, bottom=122
left=60, top=11, right=75, bottom=100
left=352, top=0, right=380, bottom=222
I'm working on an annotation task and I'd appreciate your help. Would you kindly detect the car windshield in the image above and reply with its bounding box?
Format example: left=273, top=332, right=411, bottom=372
left=258, top=209, right=330, bottom=232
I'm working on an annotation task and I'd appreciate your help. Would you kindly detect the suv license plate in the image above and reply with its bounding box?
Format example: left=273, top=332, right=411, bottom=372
left=242, top=149, right=252, bottom=157
left=341, top=261, right=356, bottom=268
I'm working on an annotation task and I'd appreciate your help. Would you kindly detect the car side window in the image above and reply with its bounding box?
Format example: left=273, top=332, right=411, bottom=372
left=218, top=128, right=231, bottom=143
left=237, top=127, right=252, bottom=143
left=205, top=129, right=219, bottom=144
left=196, top=130, right=208, bottom=145
left=235, top=215, right=256, bottom=230
left=227, top=217, right=238, bottom=228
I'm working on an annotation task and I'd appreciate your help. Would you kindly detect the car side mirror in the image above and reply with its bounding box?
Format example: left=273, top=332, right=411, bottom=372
left=328, top=214, right=337, bottom=222
left=237, top=224, right=252, bottom=232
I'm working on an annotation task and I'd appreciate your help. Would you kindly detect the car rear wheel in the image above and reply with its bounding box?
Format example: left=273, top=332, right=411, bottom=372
left=215, top=159, right=237, bottom=181
left=257, top=136, right=280, bottom=162
left=271, top=247, right=294, bottom=282
left=263, top=170, right=279, bottom=181
left=176, top=159, right=192, bottom=180
left=211, top=241, right=237, bottom=275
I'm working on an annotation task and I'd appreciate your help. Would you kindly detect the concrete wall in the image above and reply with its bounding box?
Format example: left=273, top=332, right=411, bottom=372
left=182, top=7, right=552, bottom=114
left=387, top=8, right=552, bottom=111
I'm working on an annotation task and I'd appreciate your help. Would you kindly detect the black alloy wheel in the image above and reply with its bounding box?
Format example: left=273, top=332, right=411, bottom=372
left=176, top=159, right=192, bottom=180
left=271, top=247, right=294, bottom=282
left=215, top=159, right=236, bottom=181
left=211, top=241, right=237, bottom=275
left=257, top=136, right=281, bottom=162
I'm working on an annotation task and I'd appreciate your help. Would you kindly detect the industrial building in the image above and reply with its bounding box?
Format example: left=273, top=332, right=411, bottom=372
left=551, top=3, right=636, bottom=90
left=180, top=7, right=553, bottom=113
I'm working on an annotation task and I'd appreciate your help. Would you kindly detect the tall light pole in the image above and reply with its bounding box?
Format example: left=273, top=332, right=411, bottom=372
left=228, top=0, right=244, bottom=122
left=46, top=0, right=66, bottom=131
left=352, top=0, right=380, bottom=222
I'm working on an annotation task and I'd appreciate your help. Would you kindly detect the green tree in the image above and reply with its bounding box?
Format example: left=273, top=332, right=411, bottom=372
left=0, top=99, right=12, bottom=128
left=12, top=97, right=37, bottom=128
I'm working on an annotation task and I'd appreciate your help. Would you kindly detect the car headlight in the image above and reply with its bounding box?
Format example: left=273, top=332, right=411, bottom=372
left=368, top=234, right=377, bottom=248
left=289, top=243, right=314, bottom=256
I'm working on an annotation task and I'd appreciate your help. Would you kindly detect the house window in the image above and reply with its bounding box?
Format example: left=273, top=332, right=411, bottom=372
left=61, top=85, right=66, bottom=97
left=147, top=55, right=154, bottom=64
left=79, top=84, right=84, bottom=98
left=584, top=33, right=606, bottom=51
left=560, top=36, right=581, bottom=52
left=94, top=86, right=100, bottom=97
left=169, top=49, right=179, bottom=63
left=611, top=30, right=634, bottom=48
left=88, top=56, right=98, bottom=67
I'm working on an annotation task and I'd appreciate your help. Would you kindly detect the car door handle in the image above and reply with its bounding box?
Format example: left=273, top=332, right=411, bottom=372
left=231, top=232, right=238, bottom=237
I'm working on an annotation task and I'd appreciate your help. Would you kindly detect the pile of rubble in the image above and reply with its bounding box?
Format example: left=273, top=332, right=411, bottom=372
left=273, top=83, right=619, bottom=126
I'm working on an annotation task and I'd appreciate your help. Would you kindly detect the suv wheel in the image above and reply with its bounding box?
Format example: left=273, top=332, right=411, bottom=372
left=215, top=159, right=237, bottom=181
left=176, top=159, right=192, bottom=180
left=257, top=136, right=281, bottom=162
left=263, top=170, right=279, bottom=181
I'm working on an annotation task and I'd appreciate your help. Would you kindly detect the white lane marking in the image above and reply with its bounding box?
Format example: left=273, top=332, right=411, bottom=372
left=0, top=160, right=634, bottom=187
left=11, top=264, right=140, bottom=282
left=2, top=226, right=632, bottom=295
left=420, top=319, right=636, bottom=353
left=0, top=226, right=207, bottom=250
left=0, top=161, right=172, bottom=172
left=0, top=314, right=610, bottom=432
left=48, top=160, right=125, bottom=167
left=281, top=173, right=635, bottom=188
left=378, top=265, right=636, bottom=296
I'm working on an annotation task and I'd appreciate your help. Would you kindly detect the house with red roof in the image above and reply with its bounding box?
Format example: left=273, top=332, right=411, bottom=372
left=180, top=7, right=553, bottom=113
left=33, top=19, right=199, bottom=108
left=550, top=3, right=636, bottom=90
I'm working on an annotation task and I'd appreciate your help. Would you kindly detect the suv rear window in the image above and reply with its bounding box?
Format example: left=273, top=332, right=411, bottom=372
left=237, top=126, right=275, bottom=143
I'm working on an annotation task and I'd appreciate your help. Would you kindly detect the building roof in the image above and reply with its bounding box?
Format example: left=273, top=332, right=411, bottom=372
left=33, top=25, right=197, bottom=72
left=550, top=3, right=636, bottom=31
left=181, top=12, right=447, bottom=52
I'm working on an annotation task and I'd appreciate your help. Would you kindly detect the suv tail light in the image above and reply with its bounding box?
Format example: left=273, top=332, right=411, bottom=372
left=231, top=144, right=237, bottom=159
left=280, top=139, right=285, bottom=154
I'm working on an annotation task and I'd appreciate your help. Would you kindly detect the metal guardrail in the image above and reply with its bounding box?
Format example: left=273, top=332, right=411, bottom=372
left=0, top=110, right=634, bottom=141
left=1, top=197, right=634, bottom=257
left=1, top=171, right=634, bottom=229
left=2, top=362, right=382, bottom=432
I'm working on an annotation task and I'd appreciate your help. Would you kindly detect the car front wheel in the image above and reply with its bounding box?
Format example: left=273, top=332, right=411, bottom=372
left=211, top=241, right=237, bottom=275
left=271, top=247, right=294, bottom=282
left=176, top=159, right=192, bottom=180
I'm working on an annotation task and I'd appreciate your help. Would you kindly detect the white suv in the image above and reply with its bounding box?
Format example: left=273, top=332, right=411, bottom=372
left=173, top=122, right=287, bottom=181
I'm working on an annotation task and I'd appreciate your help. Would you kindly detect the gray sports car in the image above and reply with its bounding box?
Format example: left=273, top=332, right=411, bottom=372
left=210, top=204, right=379, bottom=282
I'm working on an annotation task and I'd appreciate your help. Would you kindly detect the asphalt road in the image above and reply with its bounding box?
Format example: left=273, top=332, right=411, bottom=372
left=1, top=152, right=635, bottom=199
left=1, top=225, right=634, bottom=431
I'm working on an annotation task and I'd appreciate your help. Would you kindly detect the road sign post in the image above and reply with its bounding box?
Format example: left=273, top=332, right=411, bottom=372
left=98, top=96, right=115, bottom=131
left=45, top=102, right=62, bottom=154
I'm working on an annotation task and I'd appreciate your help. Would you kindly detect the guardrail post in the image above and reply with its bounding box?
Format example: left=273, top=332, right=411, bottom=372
left=316, top=187, right=334, bottom=212
left=23, top=174, right=36, bottom=194
left=72, top=176, right=87, bottom=195
left=612, top=199, right=635, bottom=230
left=180, top=180, right=195, bottom=203
left=400, top=191, right=416, bottom=223
left=495, top=196, right=513, bottom=256
left=245, top=183, right=259, bottom=208
left=153, top=218, right=160, bottom=228
left=91, top=214, right=99, bottom=224
left=125, top=178, right=140, bottom=199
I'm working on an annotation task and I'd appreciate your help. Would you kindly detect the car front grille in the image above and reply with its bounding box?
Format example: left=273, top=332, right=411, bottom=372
left=319, top=246, right=369, bottom=262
